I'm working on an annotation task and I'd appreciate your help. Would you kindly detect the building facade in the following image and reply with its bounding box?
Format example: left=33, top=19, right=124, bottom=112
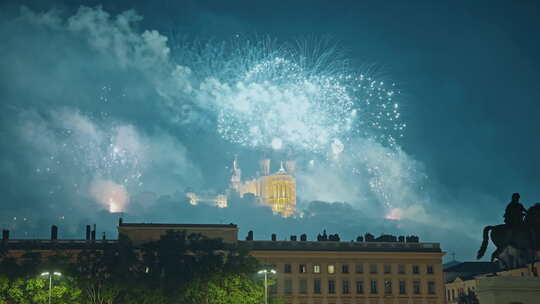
left=118, top=222, right=445, bottom=304
left=230, top=158, right=297, bottom=217
left=444, top=260, right=540, bottom=303
left=245, top=241, right=444, bottom=304
left=1, top=222, right=445, bottom=304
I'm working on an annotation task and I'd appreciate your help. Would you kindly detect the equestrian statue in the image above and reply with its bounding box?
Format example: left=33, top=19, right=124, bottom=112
left=477, top=193, right=540, bottom=272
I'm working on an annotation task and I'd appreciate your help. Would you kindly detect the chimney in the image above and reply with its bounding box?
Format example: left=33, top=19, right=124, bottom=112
left=91, top=224, right=96, bottom=241
left=85, top=225, right=91, bottom=240
left=2, top=229, right=9, bottom=240
left=271, top=233, right=277, bottom=241
left=285, top=160, right=296, bottom=175
left=260, top=159, right=271, bottom=176
left=102, top=232, right=106, bottom=241
left=51, top=225, right=58, bottom=240
left=246, top=230, right=254, bottom=241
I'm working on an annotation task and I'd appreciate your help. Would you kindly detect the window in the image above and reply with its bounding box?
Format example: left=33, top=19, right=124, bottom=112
left=399, top=280, right=406, bottom=294
left=412, top=264, right=419, bottom=274
left=384, top=264, right=391, bottom=274
left=342, top=264, right=349, bottom=273
left=314, top=279, right=321, bottom=294
left=328, top=279, right=336, bottom=294
left=284, top=264, right=292, bottom=273
left=342, top=280, right=350, bottom=294
left=313, top=264, right=321, bottom=273
left=299, top=279, right=307, bottom=294
left=447, top=289, right=451, bottom=301
left=299, top=264, right=307, bottom=274
left=328, top=264, right=335, bottom=274
left=384, top=279, right=392, bottom=295
left=428, top=281, right=435, bottom=294
left=370, top=280, right=377, bottom=294
left=355, top=263, right=364, bottom=274
left=398, top=264, right=405, bottom=274
left=413, top=280, right=421, bottom=294
left=356, top=280, right=364, bottom=294
left=284, top=279, right=292, bottom=295
left=369, top=264, right=378, bottom=274
left=451, top=289, right=455, bottom=300
left=270, top=281, right=277, bottom=294
left=427, top=264, right=434, bottom=274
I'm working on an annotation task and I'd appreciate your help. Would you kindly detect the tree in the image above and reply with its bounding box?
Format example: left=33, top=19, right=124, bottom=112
left=457, top=290, right=479, bottom=304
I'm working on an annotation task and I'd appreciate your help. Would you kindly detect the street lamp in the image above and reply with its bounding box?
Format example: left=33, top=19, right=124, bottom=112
left=257, top=269, right=276, bottom=304
left=40, top=272, right=61, bottom=304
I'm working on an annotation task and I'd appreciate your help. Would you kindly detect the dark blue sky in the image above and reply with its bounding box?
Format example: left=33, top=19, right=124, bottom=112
left=1, top=0, right=539, bottom=260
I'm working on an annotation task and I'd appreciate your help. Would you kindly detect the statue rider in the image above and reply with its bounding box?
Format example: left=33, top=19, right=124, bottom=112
left=504, top=193, right=527, bottom=227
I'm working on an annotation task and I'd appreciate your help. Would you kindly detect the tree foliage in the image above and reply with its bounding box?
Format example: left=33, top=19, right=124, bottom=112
left=0, top=231, right=269, bottom=304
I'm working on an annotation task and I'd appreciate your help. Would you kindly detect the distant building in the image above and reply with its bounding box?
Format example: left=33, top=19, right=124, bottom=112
left=185, top=191, right=228, bottom=208
left=443, top=260, right=540, bottom=303
left=230, top=158, right=296, bottom=217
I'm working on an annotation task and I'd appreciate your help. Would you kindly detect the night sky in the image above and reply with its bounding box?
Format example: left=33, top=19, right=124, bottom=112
left=1, top=0, right=539, bottom=262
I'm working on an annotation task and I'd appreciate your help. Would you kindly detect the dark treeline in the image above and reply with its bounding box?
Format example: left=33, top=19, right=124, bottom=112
left=0, top=231, right=279, bottom=304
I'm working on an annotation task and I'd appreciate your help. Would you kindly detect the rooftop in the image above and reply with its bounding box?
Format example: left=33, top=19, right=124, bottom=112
left=444, top=261, right=500, bottom=274
left=239, top=240, right=441, bottom=252
left=119, top=222, right=237, bottom=228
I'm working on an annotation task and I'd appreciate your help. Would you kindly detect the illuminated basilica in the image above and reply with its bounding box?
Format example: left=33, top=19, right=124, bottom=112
left=185, top=158, right=297, bottom=218
left=230, top=158, right=297, bottom=217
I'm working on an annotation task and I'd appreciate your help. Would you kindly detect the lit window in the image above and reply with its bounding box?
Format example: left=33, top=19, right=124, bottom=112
left=355, top=263, right=364, bottom=274
left=342, top=280, right=350, bottom=294
left=313, top=264, right=321, bottom=274
left=328, top=264, right=335, bottom=274
left=384, top=279, right=392, bottom=294
left=328, top=279, right=335, bottom=294
left=342, top=264, right=349, bottom=273
left=299, top=264, right=307, bottom=273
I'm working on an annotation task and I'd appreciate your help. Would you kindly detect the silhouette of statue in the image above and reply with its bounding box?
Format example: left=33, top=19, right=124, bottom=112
left=477, top=192, right=540, bottom=273
left=504, top=193, right=527, bottom=227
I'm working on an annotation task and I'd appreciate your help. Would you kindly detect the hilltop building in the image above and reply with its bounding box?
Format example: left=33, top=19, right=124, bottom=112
left=182, top=158, right=297, bottom=217
left=230, top=158, right=297, bottom=217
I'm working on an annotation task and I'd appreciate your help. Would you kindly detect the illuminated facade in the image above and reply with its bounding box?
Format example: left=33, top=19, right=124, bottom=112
left=186, top=192, right=228, bottom=208
left=230, top=158, right=297, bottom=217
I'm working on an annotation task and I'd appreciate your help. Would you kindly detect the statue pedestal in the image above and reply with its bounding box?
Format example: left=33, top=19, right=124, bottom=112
left=477, top=276, right=540, bottom=304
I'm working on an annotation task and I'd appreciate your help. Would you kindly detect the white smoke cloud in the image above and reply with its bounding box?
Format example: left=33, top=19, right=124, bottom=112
left=1, top=5, right=493, bottom=260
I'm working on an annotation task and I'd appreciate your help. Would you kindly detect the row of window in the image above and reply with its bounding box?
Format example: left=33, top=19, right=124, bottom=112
left=273, top=278, right=437, bottom=295
left=284, top=263, right=434, bottom=275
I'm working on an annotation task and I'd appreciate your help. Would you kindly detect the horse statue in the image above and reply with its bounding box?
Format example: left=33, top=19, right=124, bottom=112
left=476, top=193, right=540, bottom=272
